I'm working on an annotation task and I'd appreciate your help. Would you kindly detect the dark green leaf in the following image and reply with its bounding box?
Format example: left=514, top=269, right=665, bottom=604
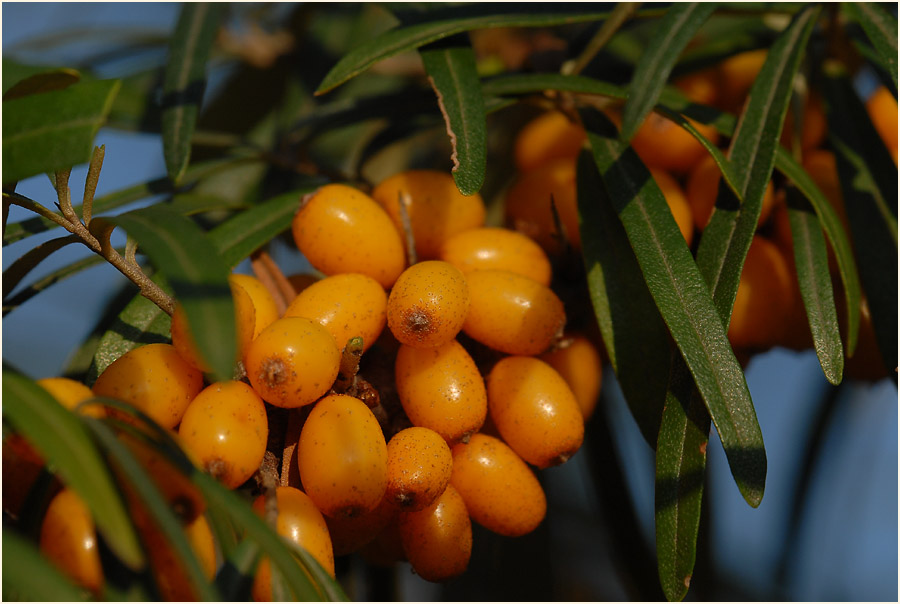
left=2, top=252, right=109, bottom=317
left=576, top=150, right=670, bottom=447
left=582, top=108, right=766, bottom=507
left=2, top=530, right=91, bottom=602
left=785, top=187, right=843, bottom=385
left=106, top=205, right=235, bottom=382
left=2, top=79, right=120, bottom=184
left=162, top=3, right=223, bottom=184
left=2, top=370, right=144, bottom=570
left=215, top=539, right=260, bottom=601
left=2, top=235, right=79, bottom=301
left=420, top=42, right=486, bottom=195
left=843, top=2, right=898, bottom=89
left=168, top=193, right=249, bottom=216
left=620, top=2, right=716, bottom=141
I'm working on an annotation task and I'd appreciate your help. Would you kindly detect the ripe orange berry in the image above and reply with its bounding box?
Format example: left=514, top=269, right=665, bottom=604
left=630, top=112, right=720, bottom=174
left=450, top=433, right=546, bottom=537
left=40, top=488, right=103, bottom=593
left=539, top=333, right=604, bottom=420
left=439, top=226, right=553, bottom=286
left=38, top=377, right=105, bottom=417
left=674, top=68, right=719, bottom=106
left=715, top=48, right=767, bottom=113
left=487, top=356, right=584, bottom=468
left=395, top=340, right=487, bottom=444
left=866, top=85, right=898, bottom=164
left=387, top=260, right=469, bottom=349
left=252, top=487, right=335, bottom=601
left=244, top=317, right=341, bottom=408
left=385, top=427, right=453, bottom=511
left=463, top=269, right=566, bottom=356
left=371, top=170, right=486, bottom=261
left=229, top=273, right=281, bottom=340
left=92, top=343, right=204, bottom=429
left=140, top=513, right=217, bottom=602
left=651, top=168, right=694, bottom=246
left=292, top=184, right=406, bottom=288
left=178, top=381, right=268, bottom=489
left=325, top=496, right=397, bottom=556
left=780, top=94, right=827, bottom=153
left=505, top=156, right=580, bottom=253
left=399, top=484, right=472, bottom=583
left=2, top=439, right=43, bottom=519
left=728, top=236, right=795, bottom=350
left=513, top=110, right=586, bottom=173
left=297, top=394, right=388, bottom=518
left=686, top=153, right=775, bottom=231
left=284, top=272, right=387, bottom=353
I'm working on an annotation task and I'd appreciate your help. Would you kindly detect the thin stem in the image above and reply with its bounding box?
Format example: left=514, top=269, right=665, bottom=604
left=4, top=192, right=71, bottom=231
left=564, top=2, right=641, bottom=76
left=54, top=169, right=80, bottom=225
left=251, top=249, right=296, bottom=314
left=83, top=145, right=106, bottom=227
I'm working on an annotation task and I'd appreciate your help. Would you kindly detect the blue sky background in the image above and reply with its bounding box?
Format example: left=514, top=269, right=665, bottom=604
left=3, top=3, right=897, bottom=600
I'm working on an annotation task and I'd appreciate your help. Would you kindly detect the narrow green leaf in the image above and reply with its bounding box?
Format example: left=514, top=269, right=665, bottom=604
left=786, top=187, right=844, bottom=384
left=215, top=539, right=260, bottom=601
left=2, top=78, right=120, bottom=184
left=162, top=3, right=223, bottom=184
left=3, top=67, right=81, bottom=101
left=583, top=108, right=766, bottom=506
left=620, top=2, right=716, bottom=141
left=2, top=370, right=145, bottom=570
left=2, top=252, right=109, bottom=316
left=576, top=150, right=670, bottom=447
left=2, top=234, right=79, bottom=301
left=168, top=193, right=248, bottom=216
left=106, top=205, right=235, bottom=382
left=843, top=2, right=898, bottom=89
left=3, top=530, right=91, bottom=602
left=420, top=41, right=486, bottom=195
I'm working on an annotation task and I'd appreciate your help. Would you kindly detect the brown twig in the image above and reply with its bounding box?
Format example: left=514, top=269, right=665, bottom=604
left=251, top=249, right=297, bottom=314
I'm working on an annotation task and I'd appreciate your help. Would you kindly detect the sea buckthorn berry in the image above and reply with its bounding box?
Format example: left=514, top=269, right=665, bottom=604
left=40, top=488, right=103, bottom=593
left=395, top=340, right=487, bottom=444
left=686, top=154, right=775, bottom=231
left=505, top=156, right=580, bottom=254
left=387, top=261, right=469, bottom=349
left=728, top=236, right=794, bottom=350
left=252, top=487, right=335, bottom=602
left=715, top=48, right=767, bottom=113
left=3, top=439, right=43, bottom=519
left=170, top=278, right=256, bottom=373
left=371, top=170, right=486, bottom=261
left=463, top=269, right=566, bottom=356
left=385, top=427, right=453, bottom=511
left=540, top=333, right=604, bottom=420
left=487, top=356, right=584, bottom=468
left=178, top=381, right=268, bottom=489
left=292, top=184, right=406, bottom=288
left=439, top=226, right=552, bottom=286
left=38, top=377, right=105, bottom=418
left=866, top=85, right=898, bottom=164
left=284, top=272, right=386, bottom=353
left=780, top=94, right=827, bottom=153
left=244, top=317, right=341, bottom=408
left=140, top=514, right=217, bottom=602
left=450, top=433, right=546, bottom=537
left=631, top=112, right=720, bottom=174
left=229, top=273, right=281, bottom=340
left=674, top=68, right=719, bottom=106
left=297, top=394, right=388, bottom=518
left=326, top=495, right=397, bottom=556
left=651, top=168, right=694, bottom=246
left=399, top=484, right=472, bottom=583
left=93, top=343, right=204, bottom=430
left=513, top=110, right=586, bottom=174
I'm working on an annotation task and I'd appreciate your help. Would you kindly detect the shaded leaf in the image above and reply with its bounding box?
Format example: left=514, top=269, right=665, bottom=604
left=421, top=41, right=486, bottom=195
left=2, top=235, right=79, bottom=301
left=2, top=252, right=109, bottom=317
left=843, top=2, right=898, bottom=89
left=2, top=531, right=91, bottom=602
left=2, top=370, right=145, bottom=570
left=215, top=539, right=260, bottom=601
left=2, top=78, right=120, bottom=184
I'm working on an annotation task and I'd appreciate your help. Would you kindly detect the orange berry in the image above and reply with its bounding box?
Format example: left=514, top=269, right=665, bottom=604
left=2, top=439, right=43, bottom=519
left=631, top=112, right=720, bottom=174
left=505, top=156, right=580, bottom=253
left=387, top=260, right=469, bottom=349
left=325, top=496, right=397, bottom=556
left=92, top=343, right=204, bottom=429
left=284, top=272, right=387, bottom=353
left=716, top=48, right=767, bottom=113
left=674, top=68, right=719, bottom=106
left=513, top=110, right=586, bottom=173
left=450, top=433, right=546, bottom=537
left=178, top=381, right=268, bottom=489
left=370, top=170, right=486, bottom=260
left=866, top=85, right=898, bottom=164
left=395, top=340, right=487, bottom=444
left=686, top=153, right=775, bottom=231
left=439, top=226, right=552, bottom=286
left=297, top=394, right=388, bottom=518
left=539, top=333, right=604, bottom=420
left=141, top=514, right=217, bottom=601
left=292, top=184, right=406, bottom=288
left=38, top=377, right=104, bottom=417
left=252, top=487, right=335, bottom=601
left=40, top=488, right=103, bottom=593
left=385, top=427, right=453, bottom=511
left=399, top=484, right=472, bottom=583
left=487, top=356, right=584, bottom=468
left=651, top=168, right=694, bottom=246
left=244, top=317, right=341, bottom=408
left=463, top=269, right=566, bottom=355
left=780, top=94, right=827, bottom=153
left=229, top=273, right=281, bottom=340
